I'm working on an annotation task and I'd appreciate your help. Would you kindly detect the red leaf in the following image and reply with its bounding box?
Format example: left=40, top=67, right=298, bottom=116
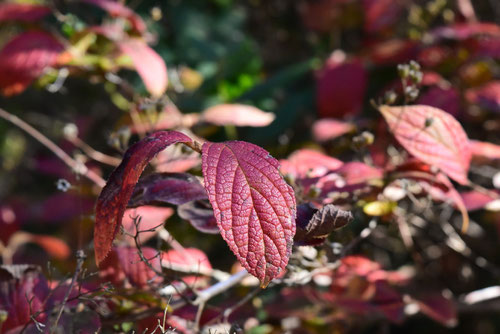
left=465, top=81, right=500, bottom=112
left=317, top=57, right=367, bottom=119
left=118, top=38, right=168, bottom=97
left=202, top=104, right=275, bottom=127
left=0, top=3, right=50, bottom=22
left=116, top=246, right=161, bottom=288
left=379, top=105, right=471, bottom=185
left=94, top=131, right=192, bottom=266
left=82, top=0, right=146, bottom=33
left=0, top=265, right=49, bottom=332
left=280, top=149, right=343, bottom=179
left=122, top=206, right=174, bottom=244
left=0, top=31, right=65, bottom=96
left=201, top=141, right=296, bottom=287
left=312, top=118, right=354, bottom=142
left=417, top=86, right=460, bottom=118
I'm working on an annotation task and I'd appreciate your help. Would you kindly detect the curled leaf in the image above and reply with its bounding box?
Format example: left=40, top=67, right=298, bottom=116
left=118, top=38, right=168, bottom=97
left=94, top=131, right=192, bottom=266
left=379, top=105, right=471, bottom=185
left=202, top=141, right=296, bottom=287
left=129, top=172, right=207, bottom=207
left=294, top=203, right=353, bottom=246
left=202, top=104, right=275, bottom=127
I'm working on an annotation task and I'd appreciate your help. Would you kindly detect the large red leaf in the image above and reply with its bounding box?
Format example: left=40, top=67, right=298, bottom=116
left=94, top=131, right=192, bottom=265
left=379, top=105, right=471, bottom=185
left=202, top=104, right=275, bottom=127
left=201, top=141, right=296, bottom=287
left=0, top=31, right=65, bottom=96
left=0, top=3, right=50, bottom=22
left=118, top=38, right=168, bottom=97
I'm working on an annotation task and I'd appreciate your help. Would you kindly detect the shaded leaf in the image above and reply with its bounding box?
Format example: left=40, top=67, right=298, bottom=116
left=294, top=203, right=353, bottom=246
left=129, top=173, right=207, bottom=207
left=417, top=86, right=460, bottom=118
left=94, top=131, right=192, bottom=265
left=0, top=3, right=50, bottom=22
left=0, top=31, right=65, bottom=96
left=317, top=57, right=367, bottom=119
left=312, top=118, right=354, bottom=142
left=379, top=105, right=471, bottom=185
left=202, top=104, right=275, bottom=127
left=178, top=200, right=219, bottom=234
left=118, top=38, right=168, bottom=97
left=363, top=0, right=404, bottom=33
left=202, top=141, right=296, bottom=287
left=414, top=294, right=457, bottom=327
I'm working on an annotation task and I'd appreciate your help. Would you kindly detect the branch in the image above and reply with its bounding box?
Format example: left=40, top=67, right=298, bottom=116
left=0, top=108, right=106, bottom=188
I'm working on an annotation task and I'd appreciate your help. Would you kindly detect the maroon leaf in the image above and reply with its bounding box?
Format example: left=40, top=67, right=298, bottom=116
left=414, top=294, right=457, bottom=327
left=0, top=31, right=65, bottom=96
left=129, top=173, right=207, bottom=207
left=312, top=118, right=354, bottom=142
left=94, top=131, right=192, bottom=266
left=115, top=246, right=162, bottom=288
left=317, top=57, right=367, bottom=119
left=0, top=3, right=50, bottom=22
left=0, top=265, right=49, bottom=332
left=81, top=0, right=146, bottom=33
left=417, top=86, right=460, bottom=118
left=202, top=104, right=275, bottom=127
left=201, top=141, right=296, bottom=287
left=177, top=200, right=219, bottom=234
left=294, top=203, right=353, bottom=246
left=118, top=38, right=168, bottom=97
left=465, top=81, right=500, bottom=112
left=280, top=149, right=343, bottom=179
left=379, top=105, right=471, bottom=185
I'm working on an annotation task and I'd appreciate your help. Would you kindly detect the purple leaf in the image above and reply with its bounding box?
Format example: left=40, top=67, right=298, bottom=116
left=417, top=86, right=460, bottom=118
left=94, top=131, right=192, bottom=266
left=177, top=200, right=220, bottom=234
left=294, top=203, right=353, bottom=246
left=202, top=141, right=296, bottom=287
left=129, top=173, right=207, bottom=207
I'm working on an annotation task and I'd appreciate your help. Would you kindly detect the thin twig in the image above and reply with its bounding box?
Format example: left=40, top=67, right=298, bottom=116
left=0, top=108, right=106, bottom=188
left=67, top=136, right=121, bottom=166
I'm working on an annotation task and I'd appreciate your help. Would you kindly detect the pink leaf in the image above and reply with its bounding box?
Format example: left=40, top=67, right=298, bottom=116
left=0, top=3, right=50, bottom=22
left=379, top=105, right=471, bottom=185
left=470, top=140, right=500, bottom=160
left=81, top=0, right=146, bottom=33
left=162, top=248, right=212, bottom=285
left=431, top=22, right=500, bottom=41
left=312, top=118, right=354, bottom=142
left=280, top=149, right=343, bottom=179
left=116, top=246, right=161, bottom=288
left=0, top=31, right=65, bottom=96
left=202, top=104, right=275, bottom=127
left=465, top=81, right=500, bottom=112
left=94, top=131, right=192, bottom=266
left=316, top=57, right=367, bottom=119
left=118, top=38, right=168, bottom=97
left=122, top=206, right=174, bottom=244
left=460, top=190, right=499, bottom=211
left=201, top=141, right=296, bottom=287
